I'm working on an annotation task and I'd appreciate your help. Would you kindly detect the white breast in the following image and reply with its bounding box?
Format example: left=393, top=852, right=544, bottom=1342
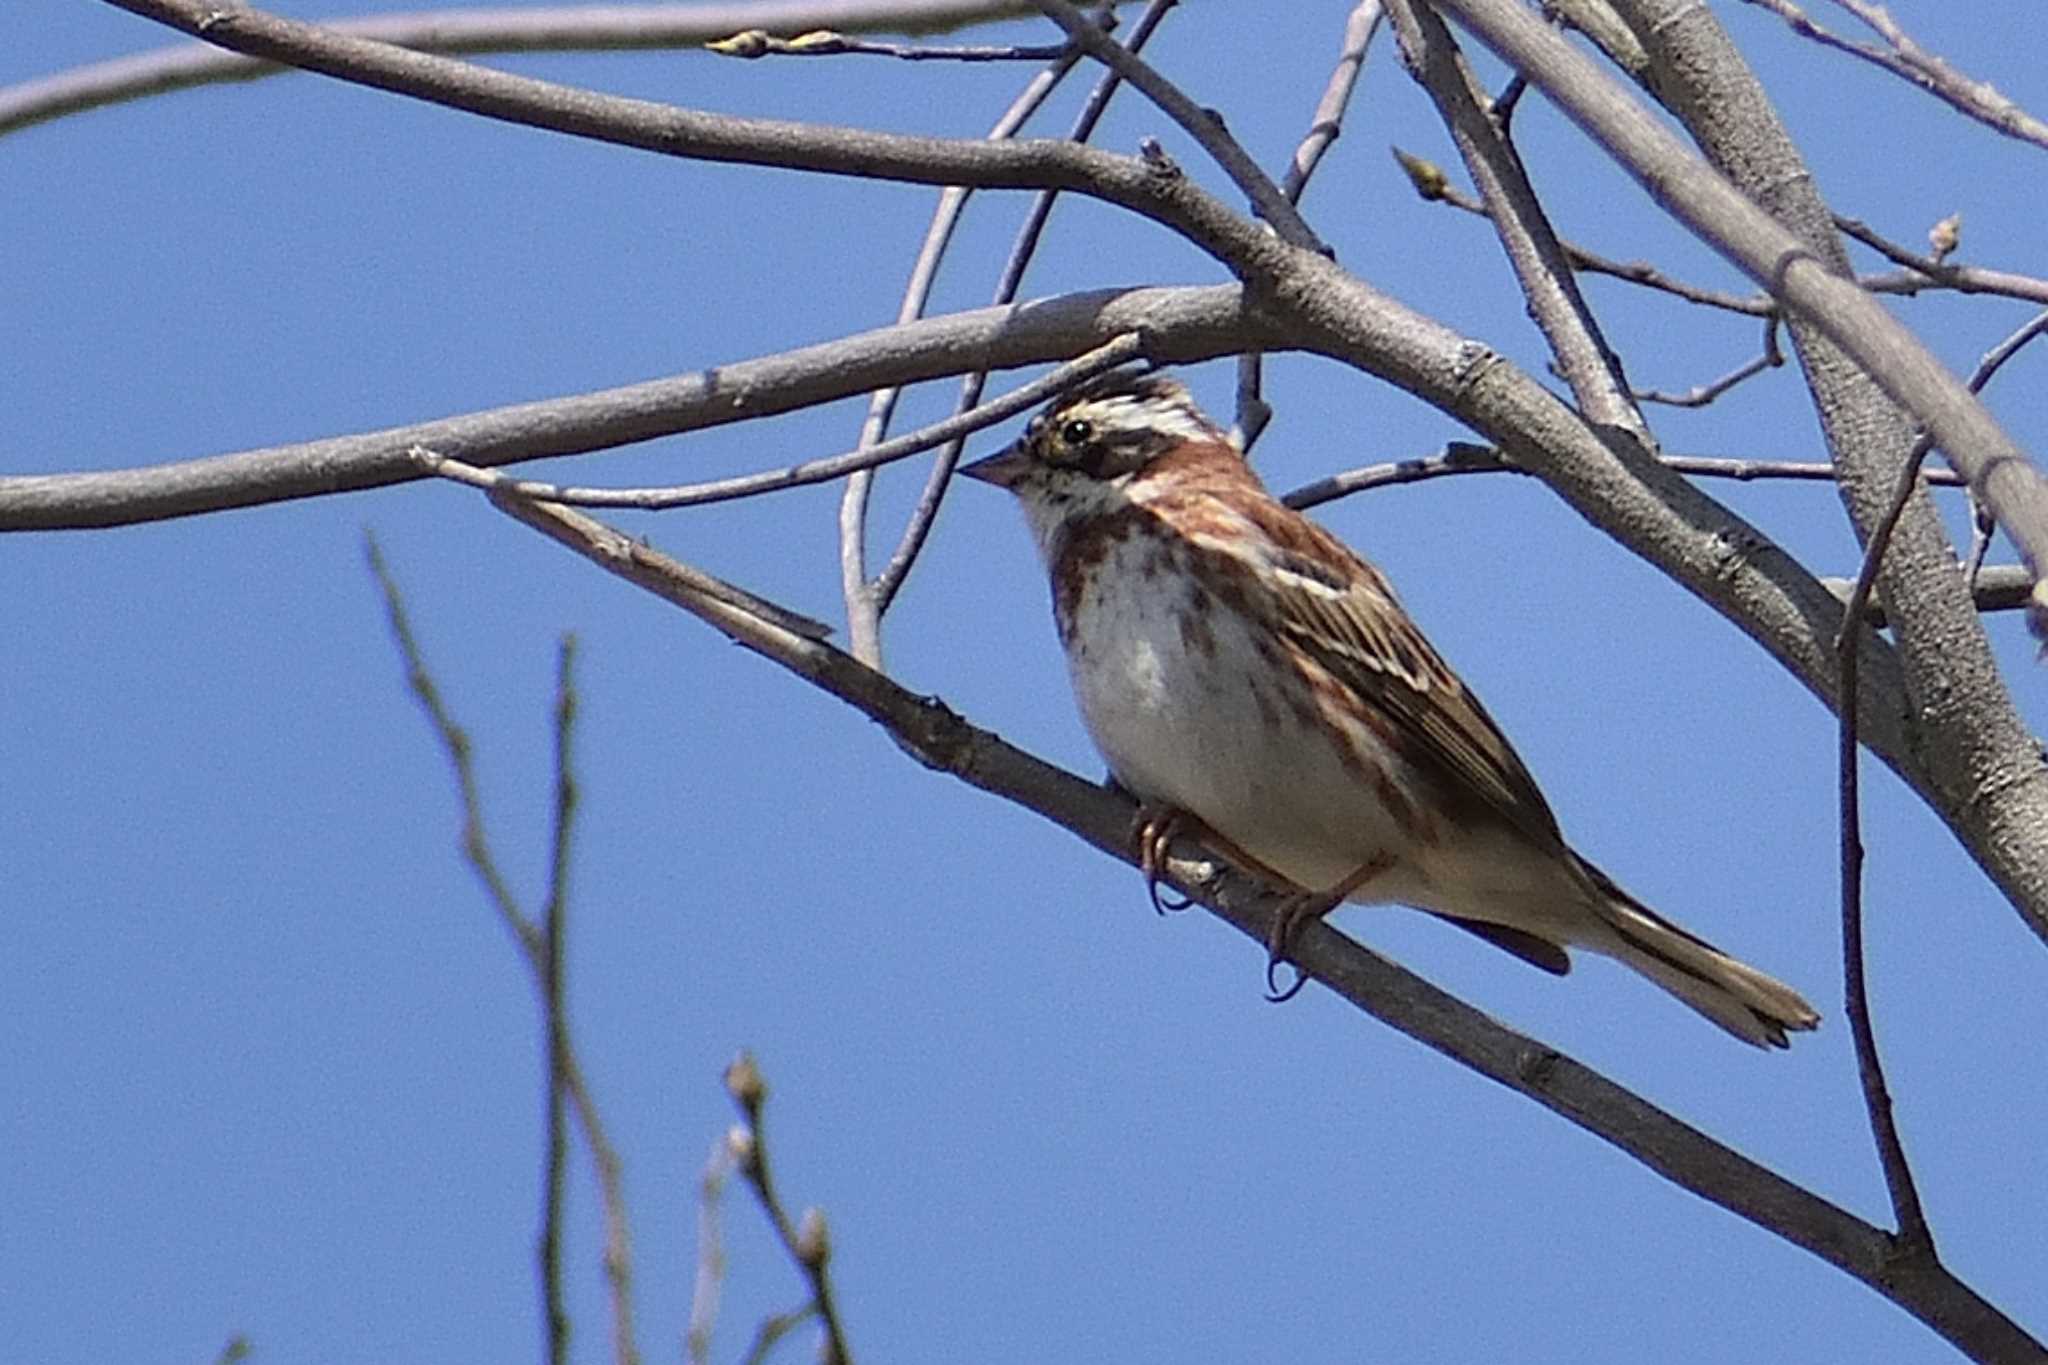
left=1059, top=532, right=1430, bottom=900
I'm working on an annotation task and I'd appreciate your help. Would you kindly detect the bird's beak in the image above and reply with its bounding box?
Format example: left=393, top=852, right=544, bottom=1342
left=958, top=442, right=1030, bottom=489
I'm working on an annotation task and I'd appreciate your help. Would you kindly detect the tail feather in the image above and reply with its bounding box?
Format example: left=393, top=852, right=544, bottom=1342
left=1578, top=861, right=1820, bottom=1049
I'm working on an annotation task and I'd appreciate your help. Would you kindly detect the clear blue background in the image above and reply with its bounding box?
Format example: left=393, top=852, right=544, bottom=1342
left=7, top=3, right=2047, bottom=1361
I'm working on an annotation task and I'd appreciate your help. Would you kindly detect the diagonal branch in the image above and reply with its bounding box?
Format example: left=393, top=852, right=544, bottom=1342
left=1026, top=0, right=1325, bottom=253
left=4, top=2, right=1128, bottom=139
left=859, top=0, right=1177, bottom=638
left=0, top=285, right=1269, bottom=531
left=1433, top=0, right=2048, bottom=955
left=407, top=334, right=1144, bottom=510
left=1737, top=0, right=2048, bottom=155
left=99, top=0, right=1278, bottom=278
left=470, top=485, right=2046, bottom=1365
left=1428, top=0, right=2048, bottom=638
left=837, top=21, right=1101, bottom=664
left=1386, top=0, right=1648, bottom=440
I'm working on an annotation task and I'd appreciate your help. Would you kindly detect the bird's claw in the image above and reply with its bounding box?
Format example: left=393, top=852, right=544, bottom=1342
left=1134, top=806, right=1195, bottom=915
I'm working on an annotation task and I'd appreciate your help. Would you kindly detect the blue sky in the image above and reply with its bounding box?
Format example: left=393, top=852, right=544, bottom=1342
left=7, top=3, right=2048, bottom=1362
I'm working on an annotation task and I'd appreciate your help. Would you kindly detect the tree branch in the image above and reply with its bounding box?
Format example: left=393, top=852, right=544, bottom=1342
left=368, top=541, right=639, bottom=1365
left=0, top=285, right=1268, bottom=530
left=1026, top=0, right=1325, bottom=253
left=866, top=0, right=1178, bottom=621
left=838, top=24, right=1098, bottom=664
left=471, top=486, right=2047, bottom=1365
left=1430, top=0, right=2048, bottom=640
left=4, top=2, right=1088, bottom=138
left=407, top=334, right=1145, bottom=510
left=1386, top=0, right=1649, bottom=441
left=99, top=0, right=1283, bottom=278
left=1737, top=0, right=2048, bottom=155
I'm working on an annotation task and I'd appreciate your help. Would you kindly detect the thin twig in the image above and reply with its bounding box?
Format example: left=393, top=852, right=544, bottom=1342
left=1825, top=563, right=2034, bottom=625
left=406, top=336, right=1142, bottom=511
left=740, top=1306, right=821, bottom=1365
left=1280, top=442, right=1968, bottom=509
left=724, top=1055, right=853, bottom=1365
left=1832, top=434, right=1936, bottom=1255
left=706, top=29, right=1071, bottom=60
left=1837, top=216, right=2048, bottom=307
left=1825, top=304, right=2048, bottom=1256
left=1237, top=0, right=1383, bottom=452
left=1737, top=0, right=2048, bottom=155
left=366, top=539, right=641, bottom=1365
left=0, top=1, right=1135, bottom=139
left=866, top=0, right=1180, bottom=617
left=839, top=18, right=1099, bottom=664
left=1282, top=1, right=1384, bottom=203
left=540, top=636, right=579, bottom=1365
left=1396, top=162, right=1777, bottom=316
left=685, top=1133, right=739, bottom=1365
left=1410, top=169, right=2048, bottom=319
left=1634, top=317, right=1783, bottom=408
left=1388, top=0, right=1647, bottom=439
left=1027, top=0, right=1326, bottom=252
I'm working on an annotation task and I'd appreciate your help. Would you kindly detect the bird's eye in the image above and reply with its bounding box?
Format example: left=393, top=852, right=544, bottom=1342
left=1060, top=419, right=1094, bottom=446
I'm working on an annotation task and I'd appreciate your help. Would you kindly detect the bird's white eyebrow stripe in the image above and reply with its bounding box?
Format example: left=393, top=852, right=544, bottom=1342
left=1071, top=393, right=1212, bottom=442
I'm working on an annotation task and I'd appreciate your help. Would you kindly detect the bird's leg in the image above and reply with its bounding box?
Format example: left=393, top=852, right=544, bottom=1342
left=1133, top=805, right=1198, bottom=914
left=1131, top=804, right=1295, bottom=916
left=1265, top=854, right=1393, bottom=1003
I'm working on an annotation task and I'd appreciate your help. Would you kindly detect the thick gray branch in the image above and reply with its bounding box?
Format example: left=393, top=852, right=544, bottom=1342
left=0, top=286, right=1265, bottom=530
left=1595, top=0, right=2048, bottom=947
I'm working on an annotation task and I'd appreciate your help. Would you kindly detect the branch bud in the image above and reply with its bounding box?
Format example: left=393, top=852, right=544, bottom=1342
left=795, top=1207, right=831, bottom=1269
left=724, top=1051, right=766, bottom=1111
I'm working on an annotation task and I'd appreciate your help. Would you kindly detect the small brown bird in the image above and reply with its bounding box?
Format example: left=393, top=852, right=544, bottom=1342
left=962, top=369, right=1818, bottom=1047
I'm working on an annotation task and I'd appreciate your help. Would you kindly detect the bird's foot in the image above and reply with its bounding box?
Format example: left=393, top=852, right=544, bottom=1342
left=1263, top=854, right=1393, bottom=1004
left=1132, top=804, right=1198, bottom=915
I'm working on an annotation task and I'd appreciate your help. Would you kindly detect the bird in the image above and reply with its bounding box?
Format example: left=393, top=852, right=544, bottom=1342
left=959, top=368, right=1819, bottom=1048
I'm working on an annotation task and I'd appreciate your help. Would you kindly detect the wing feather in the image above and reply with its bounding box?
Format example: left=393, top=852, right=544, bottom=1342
left=1214, top=510, right=1567, bottom=855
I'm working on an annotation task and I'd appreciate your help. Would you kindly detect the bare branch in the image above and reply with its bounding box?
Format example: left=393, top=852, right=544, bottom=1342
left=704, top=29, right=1069, bottom=61
left=841, top=16, right=1100, bottom=664
left=1737, top=0, right=2048, bottom=154
left=407, top=333, right=1144, bottom=509
left=1833, top=435, right=1936, bottom=1257
left=1387, top=0, right=1649, bottom=440
left=1832, top=317, right=2048, bottom=1146
left=1838, top=217, right=2048, bottom=308
left=0, top=285, right=1267, bottom=531
left=1394, top=157, right=1778, bottom=317
left=1283, top=442, right=1973, bottom=509
left=1441, top=0, right=2048, bottom=954
left=98, top=0, right=1281, bottom=279
left=1237, top=0, right=1384, bottom=452
left=685, top=1135, right=737, bottom=1365
left=1026, top=0, right=1327, bottom=253
left=367, top=541, right=640, bottom=1365
left=2, top=1, right=1091, bottom=138
left=866, top=0, right=1179, bottom=622
left=1633, top=320, right=1784, bottom=408
left=723, top=1055, right=853, bottom=1365
left=540, top=636, right=579, bottom=1365
left=470, top=487, right=2046, bottom=1365
left=1282, top=2, right=1384, bottom=205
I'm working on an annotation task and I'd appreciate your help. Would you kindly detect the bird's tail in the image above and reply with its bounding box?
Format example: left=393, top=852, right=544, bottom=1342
left=1577, top=860, right=1820, bottom=1049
